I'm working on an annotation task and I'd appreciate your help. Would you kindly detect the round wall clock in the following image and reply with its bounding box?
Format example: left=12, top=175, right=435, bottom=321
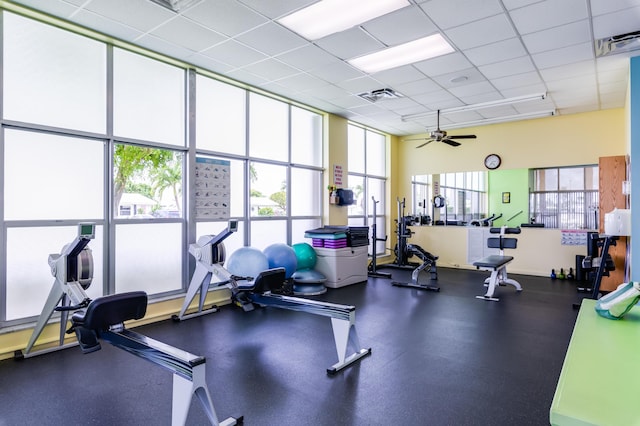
left=484, top=154, right=501, bottom=170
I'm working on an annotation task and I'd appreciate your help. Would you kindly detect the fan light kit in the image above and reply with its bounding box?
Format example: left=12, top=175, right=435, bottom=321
left=405, top=110, right=476, bottom=148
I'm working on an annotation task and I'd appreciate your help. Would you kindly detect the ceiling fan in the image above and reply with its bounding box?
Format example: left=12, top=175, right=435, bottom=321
left=407, top=110, right=477, bottom=148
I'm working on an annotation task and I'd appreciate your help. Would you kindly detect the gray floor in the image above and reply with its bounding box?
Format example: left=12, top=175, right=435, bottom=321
left=0, top=267, right=581, bottom=426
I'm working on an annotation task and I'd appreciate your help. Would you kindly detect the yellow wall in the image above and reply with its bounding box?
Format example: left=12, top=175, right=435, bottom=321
left=392, top=108, right=627, bottom=278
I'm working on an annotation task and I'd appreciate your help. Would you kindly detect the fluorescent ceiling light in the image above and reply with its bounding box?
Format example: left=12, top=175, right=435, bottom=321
left=349, top=34, right=454, bottom=74
left=278, top=0, right=410, bottom=40
left=401, top=92, right=547, bottom=122
left=431, top=110, right=556, bottom=131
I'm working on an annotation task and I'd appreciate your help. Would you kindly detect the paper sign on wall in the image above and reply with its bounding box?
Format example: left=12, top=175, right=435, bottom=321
left=195, top=157, right=230, bottom=219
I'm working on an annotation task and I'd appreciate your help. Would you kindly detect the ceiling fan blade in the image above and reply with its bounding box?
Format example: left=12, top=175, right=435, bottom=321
left=448, top=134, right=477, bottom=139
left=442, top=138, right=461, bottom=147
left=415, top=139, right=434, bottom=148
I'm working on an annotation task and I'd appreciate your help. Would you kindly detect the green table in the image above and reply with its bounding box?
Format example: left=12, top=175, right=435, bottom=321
left=550, top=299, right=640, bottom=425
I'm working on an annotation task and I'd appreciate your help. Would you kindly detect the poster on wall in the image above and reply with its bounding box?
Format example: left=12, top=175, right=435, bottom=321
left=195, top=157, right=230, bottom=219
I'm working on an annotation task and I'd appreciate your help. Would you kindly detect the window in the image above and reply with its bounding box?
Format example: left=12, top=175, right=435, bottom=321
left=0, top=11, right=324, bottom=328
left=429, top=171, right=487, bottom=223
left=347, top=125, right=387, bottom=256
left=113, top=144, right=183, bottom=218
left=530, top=165, right=599, bottom=229
left=113, top=48, right=185, bottom=146
left=3, top=12, right=107, bottom=133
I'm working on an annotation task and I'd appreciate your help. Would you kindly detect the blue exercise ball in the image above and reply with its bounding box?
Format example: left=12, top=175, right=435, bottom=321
left=226, top=247, right=269, bottom=279
left=292, top=242, right=317, bottom=270
left=263, top=243, right=298, bottom=279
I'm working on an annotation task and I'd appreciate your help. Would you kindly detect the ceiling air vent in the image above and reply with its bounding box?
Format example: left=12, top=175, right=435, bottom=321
left=357, top=88, right=403, bottom=102
left=149, top=0, right=202, bottom=12
left=595, top=30, right=640, bottom=57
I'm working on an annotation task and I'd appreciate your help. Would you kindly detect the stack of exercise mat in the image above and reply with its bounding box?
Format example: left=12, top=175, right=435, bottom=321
left=304, top=226, right=369, bottom=248
left=304, top=226, right=370, bottom=288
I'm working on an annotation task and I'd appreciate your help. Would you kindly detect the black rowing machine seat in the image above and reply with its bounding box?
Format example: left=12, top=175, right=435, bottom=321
left=70, top=291, right=147, bottom=353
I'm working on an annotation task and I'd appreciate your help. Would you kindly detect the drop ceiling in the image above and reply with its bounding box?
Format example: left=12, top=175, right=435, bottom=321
left=10, top=0, right=640, bottom=135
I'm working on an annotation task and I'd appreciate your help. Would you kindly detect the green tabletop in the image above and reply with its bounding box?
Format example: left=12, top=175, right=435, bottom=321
left=550, top=299, right=640, bottom=426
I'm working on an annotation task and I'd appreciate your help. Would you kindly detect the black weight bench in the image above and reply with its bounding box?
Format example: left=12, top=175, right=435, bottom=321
left=473, top=226, right=522, bottom=301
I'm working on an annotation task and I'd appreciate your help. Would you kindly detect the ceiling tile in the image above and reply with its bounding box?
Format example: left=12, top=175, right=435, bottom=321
left=186, top=53, right=235, bottom=75
left=135, top=34, right=193, bottom=61
left=509, top=0, right=589, bottom=34
left=275, top=44, right=339, bottom=70
left=465, top=38, right=527, bottom=66
left=521, top=20, right=591, bottom=54
left=235, top=22, right=308, bottom=56
left=151, top=16, right=227, bottom=51
left=10, top=0, right=78, bottom=17
left=273, top=72, right=329, bottom=92
left=419, top=0, right=504, bottom=30
left=361, top=5, right=438, bottom=46
left=592, top=5, right=640, bottom=39
left=539, top=60, right=597, bottom=81
left=531, top=42, right=594, bottom=69
left=478, top=56, right=535, bottom=79
left=590, top=0, right=640, bottom=16
left=310, top=61, right=364, bottom=83
left=224, top=68, right=270, bottom=87
left=492, top=71, right=544, bottom=90
left=240, top=58, right=301, bottom=81
left=83, top=0, right=174, bottom=33
left=201, top=39, right=267, bottom=68
left=413, top=52, right=474, bottom=77
left=501, top=0, right=545, bottom=10
left=501, top=83, right=550, bottom=99
left=301, top=84, right=352, bottom=100
left=315, top=27, right=385, bottom=60
left=431, top=67, right=488, bottom=89
left=448, top=81, right=497, bottom=98
left=444, top=14, right=517, bottom=50
left=72, top=9, right=145, bottom=40
left=393, top=78, right=443, bottom=97
left=371, top=65, right=429, bottom=87
left=335, top=76, right=388, bottom=94
left=182, top=0, right=268, bottom=37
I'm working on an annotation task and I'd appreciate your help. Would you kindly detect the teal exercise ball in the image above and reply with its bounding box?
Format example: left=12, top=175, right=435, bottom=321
left=263, top=243, right=297, bottom=279
left=226, top=247, right=269, bottom=279
left=292, top=242, right=317, bottom=270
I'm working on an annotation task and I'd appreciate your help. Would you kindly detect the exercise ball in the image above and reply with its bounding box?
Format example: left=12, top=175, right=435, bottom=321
left=292, top=242, right=317, bottom=270
left=263, top=243, right=297, bottom=279
left=226, top=247, right=269, bottom=279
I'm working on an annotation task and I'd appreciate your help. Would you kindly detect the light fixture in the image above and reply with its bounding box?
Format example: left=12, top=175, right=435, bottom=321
left=401, top=92, right=547, bottom=122
left=430, top=110, right=556, bottom=131
left=348, top=34, right=455, bottom=74
left=278, top=0, right=409, bottom=41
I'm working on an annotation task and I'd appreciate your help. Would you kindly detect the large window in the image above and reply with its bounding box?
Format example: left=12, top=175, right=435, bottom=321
left=0, top=10, right=324, bottom=329
left=347, top=125, right=387, bottom=256
left=530, top=166, right=599, bottom=229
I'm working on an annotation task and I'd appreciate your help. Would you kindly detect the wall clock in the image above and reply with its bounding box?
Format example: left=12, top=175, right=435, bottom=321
left=484, top=154, right=501, bottom=170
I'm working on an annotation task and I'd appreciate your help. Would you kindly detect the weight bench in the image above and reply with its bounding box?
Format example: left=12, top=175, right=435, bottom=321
left=472, top=226, right=522, bottom=301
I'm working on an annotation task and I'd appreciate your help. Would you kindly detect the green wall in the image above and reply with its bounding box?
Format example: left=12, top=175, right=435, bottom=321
left=488, top=169, right=529, bottom=227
